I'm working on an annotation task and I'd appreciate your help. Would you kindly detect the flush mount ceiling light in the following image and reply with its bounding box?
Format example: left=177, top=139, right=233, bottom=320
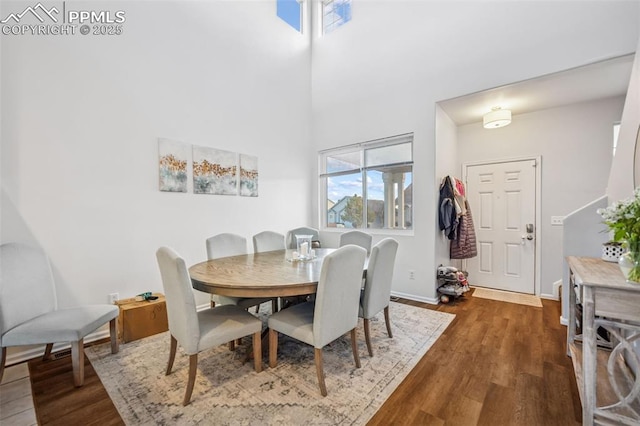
left=483, top=107, right=512, bottom=129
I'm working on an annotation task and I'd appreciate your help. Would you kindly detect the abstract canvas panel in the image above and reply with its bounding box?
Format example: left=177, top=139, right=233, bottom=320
left=158, top=138, right=188, bottom=192
left=239, top=154, right=258, bottom=197
left=192, top=146, right=238, bottom=195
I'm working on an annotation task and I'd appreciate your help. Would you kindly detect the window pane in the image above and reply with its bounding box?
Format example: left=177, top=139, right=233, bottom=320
left=277, top=0, right=301, bottom=32
left=366, top=167, right=412, bottom=229
left=323, top=0, right=352, bottom=34
left=325, top=150, right=361, bottom=174
left=326, top=172, right=363, bottom=228
left=365, top=170, right=385, bottom=228
left=365, top=142, right=412, bottom=168
left=321, top=133, right=413, bottom=231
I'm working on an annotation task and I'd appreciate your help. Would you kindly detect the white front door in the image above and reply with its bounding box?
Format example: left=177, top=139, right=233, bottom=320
left=464, top=159, right=537, bottom=294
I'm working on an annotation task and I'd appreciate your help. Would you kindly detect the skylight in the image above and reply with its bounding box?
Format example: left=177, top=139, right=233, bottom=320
left=323, top=0, right=352, bottom=35
left=277, top=0, right=302, bottom=33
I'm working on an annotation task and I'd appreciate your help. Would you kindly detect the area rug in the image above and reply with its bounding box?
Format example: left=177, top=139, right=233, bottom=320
left=472, top=287, right=543, bottom=307
left=86, top=302, right=454, bottom=425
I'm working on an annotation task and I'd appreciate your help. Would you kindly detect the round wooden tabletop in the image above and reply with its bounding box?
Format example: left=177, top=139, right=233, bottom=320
left=189, top=249, right=335, bottom=298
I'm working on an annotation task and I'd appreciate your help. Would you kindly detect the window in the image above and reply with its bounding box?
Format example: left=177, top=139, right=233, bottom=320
left=277, top=0, right=302, bottom=33
left=322, top=0, right=351, bottom=35
left=320, top=134, right=413, bottom=230
left=613, top=122, right=621, bottom=156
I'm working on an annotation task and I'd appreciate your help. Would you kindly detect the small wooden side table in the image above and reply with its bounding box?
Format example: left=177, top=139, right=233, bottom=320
left=566, top=256, right=640, bottom=425
left=115, top=293, right=168, bottom=343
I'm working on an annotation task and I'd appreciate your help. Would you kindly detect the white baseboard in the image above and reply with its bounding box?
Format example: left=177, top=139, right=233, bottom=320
left=390, top=291, right=439, bottom=305
left=540, top=293, right=558, bottom=301
left=552, top=279, right=562, bottom=299
left=5, top=328, right=111, bottom=367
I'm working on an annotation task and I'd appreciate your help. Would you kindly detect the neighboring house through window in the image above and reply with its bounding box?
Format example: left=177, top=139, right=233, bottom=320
left=320, top=133, right=413, bottom=230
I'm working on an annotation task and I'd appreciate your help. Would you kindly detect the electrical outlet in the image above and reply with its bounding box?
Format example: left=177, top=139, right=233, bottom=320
left=551, top=216, right=564, bottom=226
left=108, top=293, right=119, bottom=304
left=409, top=270, right=415, bottom=280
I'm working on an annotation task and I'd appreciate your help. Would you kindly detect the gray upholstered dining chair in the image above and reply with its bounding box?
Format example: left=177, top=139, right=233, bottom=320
left=339, top=230, right=373, bottom=253
left=252, top=231, right=286, bottom=253
left=268, top=245, right=367, bottom=396
left=359, top=238, right=399, bottom=356
left=286, top=227, right=320, bottom=249
left=206, top=233, right=276, bottom=313
left=0, top=242, right=119, bottom=387
left=156, top=247, right=263, bottom=406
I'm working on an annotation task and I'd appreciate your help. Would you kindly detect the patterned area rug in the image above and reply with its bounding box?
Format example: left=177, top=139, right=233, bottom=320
left=472, top=287, right=543, bottom=307
left=86, top=302, right=454, bottom=425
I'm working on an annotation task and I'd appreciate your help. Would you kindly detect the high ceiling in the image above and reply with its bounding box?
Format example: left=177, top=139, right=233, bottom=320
left=438, top=54, right=635, bottom=127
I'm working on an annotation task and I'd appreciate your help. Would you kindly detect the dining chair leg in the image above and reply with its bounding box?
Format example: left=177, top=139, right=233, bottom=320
left=166, top=335, right=177, bottom=375
left=43, top=343, right=54, bottom=361
left=228, top=341, right=235, bottom=351
left=71, top=339, right=85, bottom=387
left=183, top=354, right=198, bottom=406
left=255, top=304, right=260, bottom=314
left=350, top=328, right=361, bottom=368
left=314, top=348, right=327, bottom=397
left=253, top=331, right=262, bottom=373
left=109, top=318, right=119, bottom=354
left=271, top=299, right=278, bottom=313
left=0, top=347, right=6, bottom=383
left=363, top=318, right=373, bottom=357
left=269, top=328, right=278, bottom=368
left=384, top=306, right=393, bottom=338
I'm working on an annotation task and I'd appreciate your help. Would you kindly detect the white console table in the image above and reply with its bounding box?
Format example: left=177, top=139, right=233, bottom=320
left=566, top=256, right=640, bottom=425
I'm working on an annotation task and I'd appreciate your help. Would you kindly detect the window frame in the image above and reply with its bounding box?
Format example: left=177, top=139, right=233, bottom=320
left=321, top=0, right=352, bottom=35
left=319, top=133, right=414, bottom=234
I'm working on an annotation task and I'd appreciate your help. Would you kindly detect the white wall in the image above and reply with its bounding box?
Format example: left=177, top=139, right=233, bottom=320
left=458, top=97, right=624, bottom=298
left=311, top=1, right=639, bottom=302
left=561, top=196, right=609, bottom=323
left=1, top=1, right=639, bottom=319
left=434, top=105, right=459, bottom=271
left=1, top=1, right=312, bottom=307
left=608, top=38, right=640, bottom=201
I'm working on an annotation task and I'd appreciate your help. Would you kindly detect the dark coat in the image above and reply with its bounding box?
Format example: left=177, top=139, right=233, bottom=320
left=438, top=176, right=458, bottom=240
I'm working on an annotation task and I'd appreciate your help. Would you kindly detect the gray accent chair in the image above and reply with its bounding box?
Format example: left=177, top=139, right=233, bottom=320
left=156, top=246, right=263, bottom=406
left=286, top=227, right=320, bottom=249
left=0, top=242, right=119, bottom=387
left=206, top=233, right=276, bottom=314
left=268, top=245, right=367, bottom=396
left=252, top=231, right=286, bottom=253
left=359, top=238, right=399, bottom=356
left=339, top=230, right=373, bottom=253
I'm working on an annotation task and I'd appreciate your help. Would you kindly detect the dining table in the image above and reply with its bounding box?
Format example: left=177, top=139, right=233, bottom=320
left=189, top=248, right=350, bottom=299
left=189, top=248, right=367, bottom=361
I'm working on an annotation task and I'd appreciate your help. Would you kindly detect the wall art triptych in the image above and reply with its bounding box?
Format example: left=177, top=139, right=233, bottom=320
left=157, top=138, right=258, bottom=197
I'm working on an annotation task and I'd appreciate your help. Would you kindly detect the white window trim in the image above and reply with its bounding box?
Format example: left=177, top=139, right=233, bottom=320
left=319, top=133, right=414, bottom=234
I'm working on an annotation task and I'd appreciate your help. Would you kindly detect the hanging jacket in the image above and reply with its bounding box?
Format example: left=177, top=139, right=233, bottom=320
left=438, top=176, right=458, bottom=240
left=450, top=200, right=478, bottom=259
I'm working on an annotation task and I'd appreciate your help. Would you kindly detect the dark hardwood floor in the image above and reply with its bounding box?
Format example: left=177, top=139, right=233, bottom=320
left=25, top=292, right=581, bottom=425
left=368, top=294, right=582, bottom=425
left=28, top=350, right=123, bottom=426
